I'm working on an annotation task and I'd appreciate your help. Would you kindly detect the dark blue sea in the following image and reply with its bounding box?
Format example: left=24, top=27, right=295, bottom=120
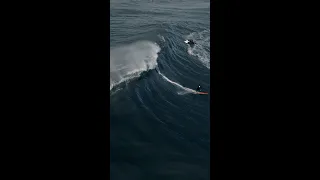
left=110, top=0, right=210, bottom=179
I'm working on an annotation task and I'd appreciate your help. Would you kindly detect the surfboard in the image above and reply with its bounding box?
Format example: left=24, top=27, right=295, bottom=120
left=195, top=92, right=208, bottom=95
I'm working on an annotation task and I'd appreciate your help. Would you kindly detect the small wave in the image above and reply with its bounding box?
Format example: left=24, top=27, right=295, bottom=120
left=110, top=40, right=161, bottom=90
left=186, top=30, right=210, bottom=69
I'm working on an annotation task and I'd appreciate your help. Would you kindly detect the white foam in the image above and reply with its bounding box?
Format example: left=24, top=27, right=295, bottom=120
left=158, top=71, right=197, bottom=95
left=110, top=41, right=161, bottom=90
left=157, top=34, right=165, bottom=42
left=186, top=30, right=210, bottom=69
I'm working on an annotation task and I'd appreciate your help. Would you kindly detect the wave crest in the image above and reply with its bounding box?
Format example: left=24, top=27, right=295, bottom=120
left=110, top=41, right=161, bottom=90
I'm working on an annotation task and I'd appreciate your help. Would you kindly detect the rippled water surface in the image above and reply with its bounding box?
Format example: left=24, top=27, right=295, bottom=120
left=110, top=0, right=210, bottom=179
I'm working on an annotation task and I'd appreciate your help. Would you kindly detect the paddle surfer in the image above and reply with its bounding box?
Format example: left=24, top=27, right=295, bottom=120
left=185, top=39, right=196, bottom=45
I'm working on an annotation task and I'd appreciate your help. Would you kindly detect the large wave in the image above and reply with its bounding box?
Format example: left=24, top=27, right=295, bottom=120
left=110, top=40, right=161, bottom=90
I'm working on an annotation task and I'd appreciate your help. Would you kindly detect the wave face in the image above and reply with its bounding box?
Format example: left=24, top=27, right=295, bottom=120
left=110, top=0, right=210, bottom=179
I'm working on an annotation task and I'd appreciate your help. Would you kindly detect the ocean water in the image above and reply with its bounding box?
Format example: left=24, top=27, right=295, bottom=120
left=110, top=0, right=210, bottom=179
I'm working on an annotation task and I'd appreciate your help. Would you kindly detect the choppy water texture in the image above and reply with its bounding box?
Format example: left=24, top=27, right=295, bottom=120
left=110, top=0, right=210, bottom=179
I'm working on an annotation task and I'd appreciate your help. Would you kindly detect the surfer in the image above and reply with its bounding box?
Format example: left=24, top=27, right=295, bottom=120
left=184, top=39, right=196, bottom=45
left=196, top=84, right=201, bottom=92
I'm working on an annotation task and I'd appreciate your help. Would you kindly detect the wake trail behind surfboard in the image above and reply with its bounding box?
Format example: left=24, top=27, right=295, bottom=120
left=157, top=70, right=198, bottom=95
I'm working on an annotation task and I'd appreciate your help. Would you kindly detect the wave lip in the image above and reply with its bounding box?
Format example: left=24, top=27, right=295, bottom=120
left=110, top=40, right=161, bottom=90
